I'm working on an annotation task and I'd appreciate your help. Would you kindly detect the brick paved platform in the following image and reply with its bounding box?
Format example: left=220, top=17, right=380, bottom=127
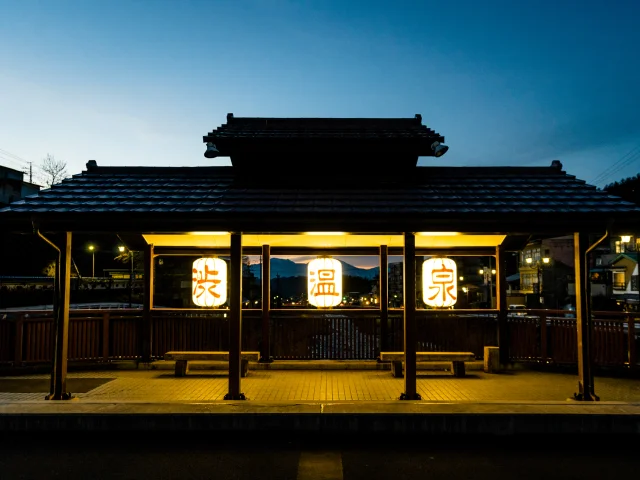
left=1, top=366, right=639, bottom=434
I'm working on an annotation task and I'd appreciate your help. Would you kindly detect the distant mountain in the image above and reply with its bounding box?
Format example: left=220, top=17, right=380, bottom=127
left=248, top=258, right=379, bottom=280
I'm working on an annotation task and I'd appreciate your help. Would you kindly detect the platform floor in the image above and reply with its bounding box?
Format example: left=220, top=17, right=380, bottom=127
left=1, top=365, right=639, bottom=403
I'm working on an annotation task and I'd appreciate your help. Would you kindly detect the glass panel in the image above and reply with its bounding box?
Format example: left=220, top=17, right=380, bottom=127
left=613, top=271, right=626, bottom=290
left=152, top=254, right=262, bottom=309
left=271, top=255, right=381, bottom=308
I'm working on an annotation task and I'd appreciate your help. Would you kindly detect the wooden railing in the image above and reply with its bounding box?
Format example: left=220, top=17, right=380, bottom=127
left=0, top=309, right=144, bottom=365
left=1, top=307, right=637, bottom=369
left=508, top=310, right=638, bottom=367
left=269, top=310, right=381, bottom=359
left=150, top=309, right=261, bottom=356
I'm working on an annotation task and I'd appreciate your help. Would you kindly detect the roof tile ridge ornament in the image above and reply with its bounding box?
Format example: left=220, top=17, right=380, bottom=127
left=551, top=159, right=563, bottom=171
left=86, top=159, right=98, bottom=171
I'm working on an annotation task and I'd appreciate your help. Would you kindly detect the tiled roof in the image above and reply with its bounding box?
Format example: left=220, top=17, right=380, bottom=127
left=205, top=113, right=443, bottom=141
left=611, top=253, right=638, bottom=265
left=2, top=162, right=640, bottom=234
left=202, top=114, right=446, bottom=164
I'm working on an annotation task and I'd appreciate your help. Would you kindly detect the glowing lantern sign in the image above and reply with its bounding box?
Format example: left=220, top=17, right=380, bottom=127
left=423, top=257, right=457, bottom=308
left=192, top=257, right=227, bottom=307
left=308, top=257, right=342, bottom=308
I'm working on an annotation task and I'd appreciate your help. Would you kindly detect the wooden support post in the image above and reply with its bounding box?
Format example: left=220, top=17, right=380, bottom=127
left=46, top=232, right=72, bottom=400
left=401, top=232, right=420, bottom=400
left=259, top=244, right=272, bottom=362
left=496, top=245, right=508, bottom=366
left=451, top=361, right=466, bottom=377
left=379, top=245, right=389, bottom=356
left=573, top=232, right=599, bottom=401
left=628, top=313, right=637, bottom=367
left=540, top=311, right=548, bottom=362
left=102, top=312, right=110, bottom=362
left=175, top=360, right=188, bottom=377
left=14, top=313, right=24, bottom=366
left=225, top=232, right=245, bottom=400
left=141, top=243, right=154, bottom=363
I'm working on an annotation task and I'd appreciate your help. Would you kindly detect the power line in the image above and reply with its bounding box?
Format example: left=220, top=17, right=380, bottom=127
left=0, top=153, right=29, bottom=171
left=590, top=144, right=640, bottom=186
left=0, top=148, right=52, bottom=186
left=594, top=151, right=640, bottom=188
left=0, top=147, right=31, bottom=164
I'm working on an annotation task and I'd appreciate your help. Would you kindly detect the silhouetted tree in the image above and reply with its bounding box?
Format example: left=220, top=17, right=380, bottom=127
left=604, top=174, right=640, bottom=205
left=41, top=153, right=68, bottom=187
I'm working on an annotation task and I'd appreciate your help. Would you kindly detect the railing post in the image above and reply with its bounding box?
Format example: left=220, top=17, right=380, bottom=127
left=14, top=313, right=24, bottom=366
left=628, top=313, right=637, bottom=368
left=102, top=312, right=110, bottom=362
left=540, top=312, right=548, bottom=363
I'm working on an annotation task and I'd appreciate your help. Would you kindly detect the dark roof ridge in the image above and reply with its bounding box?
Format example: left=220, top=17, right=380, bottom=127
left=80, top=163, right=572, bottom=177
left=83, top=163, right=235, bottom=175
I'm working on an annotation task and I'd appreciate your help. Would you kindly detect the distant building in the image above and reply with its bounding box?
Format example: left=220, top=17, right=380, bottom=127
left=517, top=236, right=575, bottom=309
left=592, top=234, right=639, bottom=310
left=0, top=165, right=40, bottom=207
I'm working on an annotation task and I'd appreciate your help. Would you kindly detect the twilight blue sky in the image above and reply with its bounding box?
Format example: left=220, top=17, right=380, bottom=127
left=0, top=0, right=639, bottom=188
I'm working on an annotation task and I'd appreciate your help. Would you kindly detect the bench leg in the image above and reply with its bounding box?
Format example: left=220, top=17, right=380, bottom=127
left=451, top=361, right=465, bottom=377
left=241, top=359, right=249, bottom=378
left=391, top=360, right=404, bottom=378
left=175, top=360, right=189, bottom=377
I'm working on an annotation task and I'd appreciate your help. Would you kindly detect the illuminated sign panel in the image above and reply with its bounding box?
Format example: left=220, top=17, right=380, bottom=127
left=192, top=257, right=227, bottom=307
left=308, top=257, right=342, bottom=308
left=423, top=257, right=457, bottom=308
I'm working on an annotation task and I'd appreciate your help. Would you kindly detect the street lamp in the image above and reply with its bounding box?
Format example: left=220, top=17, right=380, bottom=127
left=478, top=266, right=496, bottom=308
left=88, top=245, right=95, bottom=278
left=538, top=257, right=551, bottom=304
left=119, top=245, right=134, bottom=308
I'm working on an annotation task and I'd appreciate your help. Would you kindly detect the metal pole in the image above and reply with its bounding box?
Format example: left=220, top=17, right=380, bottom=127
left=92, top=251, right=95, bottom=278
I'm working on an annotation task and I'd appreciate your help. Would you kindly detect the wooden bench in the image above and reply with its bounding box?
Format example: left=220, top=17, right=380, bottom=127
left=164, top=351, right=260, bottom=377
left=379, top=351, right=476, bottom=378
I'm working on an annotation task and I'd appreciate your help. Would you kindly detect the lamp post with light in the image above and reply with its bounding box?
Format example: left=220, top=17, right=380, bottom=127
left=526, top=256, right=551, bottom=305
left=119, top=245, right=134, bottom=308
left=88, top=245, right=95, bottom=278
left=478, top=265, right=496, bottom=308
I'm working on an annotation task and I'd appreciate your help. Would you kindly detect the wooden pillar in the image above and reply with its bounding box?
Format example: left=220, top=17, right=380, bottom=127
left=46, top=232, right=72, bottom=400
left=401, top=232, right=420, bottom=400
left=259, top=244, right=272, bottom=362
left=573, top=232, right=598, bottom=400
left=495, top=245, right=508, bottom=365
left=141, top=243, right=154, bottom=363
left=379, top=245, right=389, bottom=355
left=225, top=232, right=245, bottom=400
